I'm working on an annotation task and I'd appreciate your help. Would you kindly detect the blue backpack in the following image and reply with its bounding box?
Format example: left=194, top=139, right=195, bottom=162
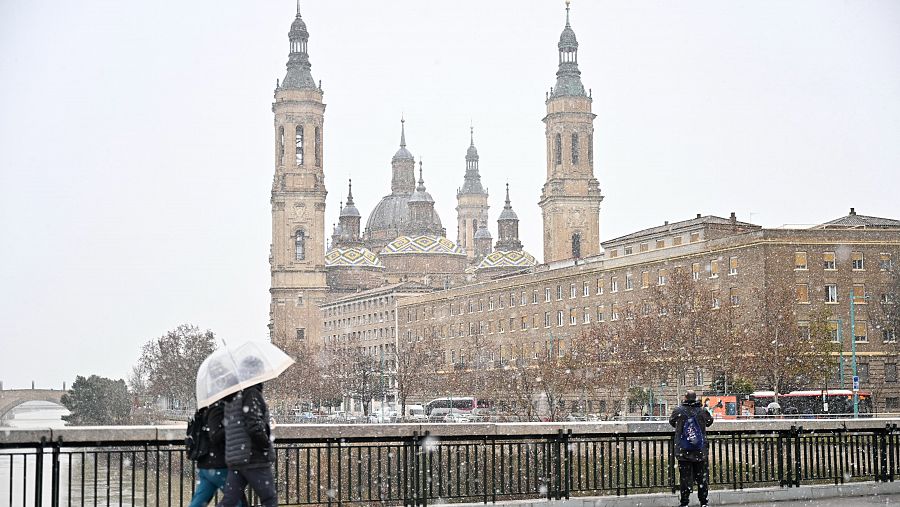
left=679, top=409, right=706, bottom=452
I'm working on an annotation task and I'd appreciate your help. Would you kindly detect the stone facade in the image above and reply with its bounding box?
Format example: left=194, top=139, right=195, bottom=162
left=395, top=215, right=900, bottom=411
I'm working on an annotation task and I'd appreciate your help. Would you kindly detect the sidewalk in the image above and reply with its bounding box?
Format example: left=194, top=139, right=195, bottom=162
left=451, top=481, right=900, bottom=506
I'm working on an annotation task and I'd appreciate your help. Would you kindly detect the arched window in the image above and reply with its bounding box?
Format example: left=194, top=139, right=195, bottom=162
left=571, top=133, right=579, bottom=164
left=295, top=229, right=306, bottom=261
left=314, top=126, right=321, bottom=166
left=278, top=126, right=285, bottom=165
left=588, top=133, right=593, bottom=163
left=554, top=134, right=562, bottom=165
left=572, top=232, right=581, bottom=259
left=295, top=125, right=304, bottom=166
left=472, top=219, right=478, bottom=238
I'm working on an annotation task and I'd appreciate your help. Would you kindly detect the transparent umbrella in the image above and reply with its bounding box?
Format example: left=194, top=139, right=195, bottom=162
left=196, top=340, right=295, bottom=408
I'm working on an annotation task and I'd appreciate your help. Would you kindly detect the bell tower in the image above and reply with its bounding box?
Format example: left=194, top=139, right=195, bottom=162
left=456, top=127, right=489, bottom=260
left=538, top=2, right=603, bottom=263
left=269, top=6, right=328, bottom=347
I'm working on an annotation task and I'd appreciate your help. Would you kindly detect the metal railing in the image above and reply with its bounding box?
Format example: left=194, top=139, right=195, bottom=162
left=1, top=420, right=897, bottom=506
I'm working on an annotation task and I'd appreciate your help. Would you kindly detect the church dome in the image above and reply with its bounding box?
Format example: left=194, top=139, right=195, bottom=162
left=477, top=250, right=537, bottom=269
left=474, top=226, right=492, bottom=240
left=290, top=14, right=309, bottom=39
left=325, top=246, right=384, bottom=268
left=381, top=235, right=465, bottom=256
left=366, top=194, right=410, bottom=235
left=558, top=26, right=577, bottom=50
left=393, top=146, right=414, bottom=162
left=340, top=202, right=361, bottom=218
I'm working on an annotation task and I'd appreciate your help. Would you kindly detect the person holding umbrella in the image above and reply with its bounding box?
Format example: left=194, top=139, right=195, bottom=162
left=194, top=341, right=294, bottom=507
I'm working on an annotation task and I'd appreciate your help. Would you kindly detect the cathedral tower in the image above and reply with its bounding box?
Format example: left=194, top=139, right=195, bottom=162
left=456, top=127, right=489, bottom=260
left=538, top=2, right=603, bottom=263
left=496, top=184, right=523, bottom=251
left=270, top=7, right=328, bottom=347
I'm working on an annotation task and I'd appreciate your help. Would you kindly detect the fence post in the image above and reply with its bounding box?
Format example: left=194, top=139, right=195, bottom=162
left=50, top=440, right=60, bottom=507
left=669, top=433, right=677, bottom=493
left=34, top=438, right=44, bottom=507
left=792, top=426, right=802, bottom=488
left=563, top=429, right=572, bottom=500
left=776, top=429, right=786, bottom=487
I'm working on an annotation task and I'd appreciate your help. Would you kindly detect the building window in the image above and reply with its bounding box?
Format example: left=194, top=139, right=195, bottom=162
left=557, top=310, right=564, bottom=327
left=854, top=321, right=867, bottom=343
left=314, top=126, right=321, bottom=166
left=625, top=274, right=634, bottom=290
left=824, top=252, right=836, bottom=270
left=887, top=398, right=900, bottom=412
left=544, top=312, right=551, bottom=327
left=295, top=125, right=304, bottom=165
left=572, top=233, right=582, bottom=258
left=569, top=308, right=577, bottom=325
left=509, top=293, right=516, bottom=307
left=554, top=133, right=562, bottom=165
left=692, top=262, right=701, bottom=281
left=583, top=281, right=590, bottom=297
left=709, top=260, right=719, bottom=278
left=881, top=253, right=893, bottom=271
left=610, top=277, right=619, bottom=293
left=624, top=246, right=633, bottom=255
left=695, top=369, right=704, bottom=387
left=556, top=285, right=563, bottom=300
left=658, top=269, right=668, bottom=286
left=730, top=288, right=740, bottom=306
left=797, top=322, right=810, bottom=339
left=794, top=252, right=808, bottom=270
left=499, top=295, right=505, bottom=309
left=608, top=249, right=618, bottom=258
left=825, top=284, right=838, bottom=303
left=690, top=232, right=700, bottom=243
left=828, top=321, right=839, bottom=342
left=639, top=243, right=649, bottom=253
left=278, top=126, right=285, bottom=164
left=521, top=316, right=528, bottom=330
left=852, top=252, right=864, bottom=270
left=488, top=297, right=494, bottom=311
left=498, top=320, right=504, bottom=333
left=571, top=133, right=579, bottom=164
left=521, top=291, right=527, bottom=305
left=508, top=317, right=515, bottom=332
left=656, top=239, right=665, bottom=249
left=884, top=330, right=897, bottom=343
left=545, top=288, right=552, bottom=302
left=583, top=307, right=591, bottom=324
left=711, top=292, right=720, bottom=309
left=796, top=284, right=809, bottom=304
left=596, top=305, right=604, bottom=322
left=588, top=133, right=593, bottom=163
left=886, top=363, right=898, bottom=383
left=296, top=328, right=305, bottom=341
left=611, top=303, right=620, bottom=321
left=852, top=284, right=866, bottom=304
left=729, top=256, right=738, bottom=275
left=533, top=290, right=539, bottom=304
left=858, top=363, right=869, bottom=383
left=294, top=230, right=306, bottom=260
left=673, top=236, right=683, bottom=246
left=570, top=283, right=577, bottom=298
left=533, top=313, right=539, bottom=328
left=596, top=279, right=604, bottom=295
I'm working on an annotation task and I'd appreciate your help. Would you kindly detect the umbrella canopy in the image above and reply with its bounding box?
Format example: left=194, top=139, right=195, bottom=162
left=196, top=340, right=295, bottom=408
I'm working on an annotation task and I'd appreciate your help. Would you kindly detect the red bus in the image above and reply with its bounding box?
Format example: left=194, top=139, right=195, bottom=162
left=749, top=390, right=873, bottom=416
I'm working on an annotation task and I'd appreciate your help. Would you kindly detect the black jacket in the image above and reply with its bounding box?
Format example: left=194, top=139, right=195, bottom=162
left=196, top=401, right=226, bottom=469
left=669, top=401, right=714, bottom=462
left=224, top=384, right=274, bottom=469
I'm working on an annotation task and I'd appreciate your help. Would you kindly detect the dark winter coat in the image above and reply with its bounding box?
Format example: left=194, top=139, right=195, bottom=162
left=223, top=384, right=274, bottom=469
left=197, top=401, right=226, bottom=469
left=669, top=400, right=714, bottom=462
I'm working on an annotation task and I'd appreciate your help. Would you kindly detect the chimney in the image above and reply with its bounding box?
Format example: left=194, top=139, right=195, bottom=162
left=664, top=221, right=669, bottom=225
left=849, top=207, right=856, bottom=216
left=730, top=212, right=737, bottom=224
left=696, top=213, right=702, bottom=219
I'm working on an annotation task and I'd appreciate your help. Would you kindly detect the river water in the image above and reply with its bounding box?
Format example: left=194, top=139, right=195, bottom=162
left=0, top=402, right=196, bottom=506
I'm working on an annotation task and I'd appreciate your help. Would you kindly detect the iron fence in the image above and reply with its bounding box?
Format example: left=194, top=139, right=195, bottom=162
left=1, top=421, right=897, bottom=506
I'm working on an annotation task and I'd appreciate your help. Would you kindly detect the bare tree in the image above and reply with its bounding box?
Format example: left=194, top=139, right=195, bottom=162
left=132, top=324, right=216, bottom=410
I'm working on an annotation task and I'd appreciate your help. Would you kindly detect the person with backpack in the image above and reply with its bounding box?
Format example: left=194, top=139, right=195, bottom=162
left=187, top=400, right=245, bottom=507
left=216, top=376, right=278, bottom=506
left=669, top=390, right=714, bottom=507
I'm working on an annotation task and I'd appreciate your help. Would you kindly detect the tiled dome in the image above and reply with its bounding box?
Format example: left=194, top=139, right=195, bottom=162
left=325, top=247, right=384, bottom=268
left=477, top=250, right=537, bottom=269
left=381, top=235, right=466, bottom=256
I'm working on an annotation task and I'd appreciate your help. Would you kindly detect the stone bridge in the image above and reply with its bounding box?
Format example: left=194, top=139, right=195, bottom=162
left=0, top=389, right=67, bottom=420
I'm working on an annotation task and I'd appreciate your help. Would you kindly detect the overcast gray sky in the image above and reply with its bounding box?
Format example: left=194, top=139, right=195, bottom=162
left=1, top=1, right=899, bottom=390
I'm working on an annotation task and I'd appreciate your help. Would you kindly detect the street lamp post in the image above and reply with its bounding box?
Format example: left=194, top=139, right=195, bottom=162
left=837, top=318, right=844, bottom=389
left=849, top=290, right=859, bottom=418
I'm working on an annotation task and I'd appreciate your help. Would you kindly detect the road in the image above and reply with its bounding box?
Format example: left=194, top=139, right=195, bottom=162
left=737, top=493, right=900, bottom=506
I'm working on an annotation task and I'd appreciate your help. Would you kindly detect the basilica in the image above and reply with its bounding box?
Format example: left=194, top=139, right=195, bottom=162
left=269, top=4, right=602, bottom=343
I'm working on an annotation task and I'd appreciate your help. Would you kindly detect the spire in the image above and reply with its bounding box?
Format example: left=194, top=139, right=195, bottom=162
left=417, top=162, right=425, bottom=191
left=346, top=178, right=355, bottom=206
left=461, top=125, right=486, bottom=195
left=499, top=183, right=519, bottom=221
left=339, top=179, right=361, bottom=218
left=392, top=117, right=414, bottom=163
left=281, top=6, right=317, bottom=90
left=401, top=116, right=407, bottom=148
left=550, top=1, right=586, bottom=99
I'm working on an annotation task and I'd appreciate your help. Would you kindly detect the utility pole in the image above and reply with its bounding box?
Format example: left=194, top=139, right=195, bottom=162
left=849, top=290, right=859, bottom=418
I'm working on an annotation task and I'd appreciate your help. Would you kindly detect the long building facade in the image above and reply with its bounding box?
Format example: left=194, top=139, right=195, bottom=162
left=268, top=7, right=900, bottom=413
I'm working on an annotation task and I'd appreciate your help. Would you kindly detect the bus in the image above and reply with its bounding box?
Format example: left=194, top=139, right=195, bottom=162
left=749, top=390, right=873, bottom=417
left=424, top=397, right=491, bottom=416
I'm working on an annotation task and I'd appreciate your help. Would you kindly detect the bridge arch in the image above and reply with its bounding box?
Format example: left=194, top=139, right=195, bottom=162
left=0, top=390, right=67, bottom=421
